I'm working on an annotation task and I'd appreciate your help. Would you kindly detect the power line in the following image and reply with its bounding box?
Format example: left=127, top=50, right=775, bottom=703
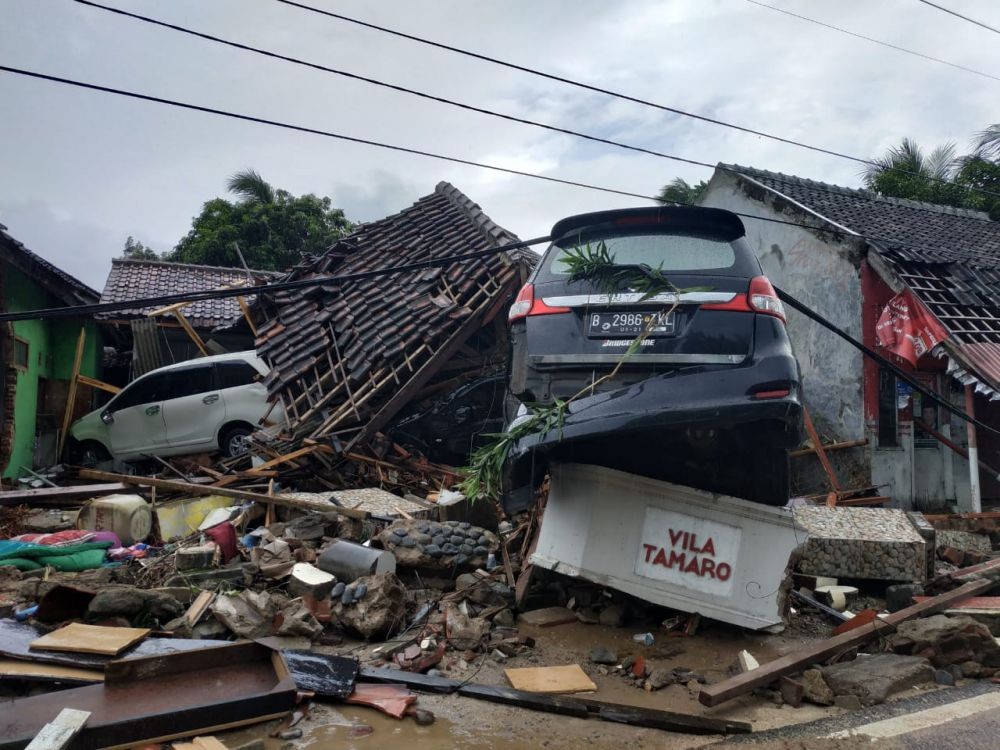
left=916, top=0, right=1000, bottom=35
left=72, top=0, right=713, bottom=172
left=747, top=0, right=1000, bottom=81
left=271, top=0, right=875, bottom=165
left=74, top=2, right=1000, bottom=214
left=0, top=65, right=655, bottom=202
left=0, top=64, right=991, bottom=262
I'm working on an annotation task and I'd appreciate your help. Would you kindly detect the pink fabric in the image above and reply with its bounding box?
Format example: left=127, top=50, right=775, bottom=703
left=204, top=522, right=238, bottom=563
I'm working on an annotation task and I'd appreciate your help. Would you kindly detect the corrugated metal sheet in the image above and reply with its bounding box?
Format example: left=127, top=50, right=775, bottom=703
left=130, top=317, right=169, bottom=376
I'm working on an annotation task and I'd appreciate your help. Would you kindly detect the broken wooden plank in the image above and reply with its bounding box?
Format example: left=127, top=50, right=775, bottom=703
left=57, top=327, right=86, bottom=459
left=504, top=664, right=596, bottom=694
left=183, top=591, right=216, bottom=627
left=802, top=408, right=842, bottom=494
left=76, top=469, right=369, bottom=520
left=0, top=659, right=103, bottom=686
left=75, top=375, right=121, bottom=395
left=577, top=697, right=751, bottom=735
left=172, top=736, right=229, bottom=750
left=357, top=665, right=460, bottom=694
left=0, top=482, right=140, bottom=506
left=31, top=624, right=150, bottom=657
left=790, top=438, right=867, bottom=458
left=458, top=683, right=589, bottom=717
left=698, top=578, right=994, bottom=707
left=24, top=708, right=90, bottom=750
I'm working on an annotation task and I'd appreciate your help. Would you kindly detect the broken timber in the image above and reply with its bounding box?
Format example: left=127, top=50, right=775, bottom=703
left=76, top=469, right=369, bottom=520
left=0, top=483, right=145, bottom=506
left=698, top=578, right=994, bottom=706
left=357, top=665, right=749, bottom=735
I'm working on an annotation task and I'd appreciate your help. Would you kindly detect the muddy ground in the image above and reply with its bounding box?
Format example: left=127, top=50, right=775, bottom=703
left=215, top=616, right=932, bottom=749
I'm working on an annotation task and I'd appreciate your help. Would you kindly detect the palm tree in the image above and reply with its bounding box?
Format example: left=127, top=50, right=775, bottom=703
left=973, top=124, right=1000, bottom=160
left=656, top=177, right=708, bottom=205
left=227, top=169, right=276, bottom=204
left=862, top=138, right=958, bottom=188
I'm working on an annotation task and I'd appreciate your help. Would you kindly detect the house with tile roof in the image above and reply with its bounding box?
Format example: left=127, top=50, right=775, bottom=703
left=97, top=258, right=278, bottom=374
left=0, top=223, right=102, bottom=478
left=254, top=181, right=533, bottom=451
left=700, top=164, right=1000, bottom=511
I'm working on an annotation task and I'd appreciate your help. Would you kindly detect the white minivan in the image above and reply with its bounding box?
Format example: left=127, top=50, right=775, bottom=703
left=70, top=351, right=283, bottom=464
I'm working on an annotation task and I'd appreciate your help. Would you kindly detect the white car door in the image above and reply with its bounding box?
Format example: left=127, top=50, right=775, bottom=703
left=105, top=372, right=170, bottom=458
left=215, top=359, right=269, bottom=422
left=162, top=363, right=227, bottom=450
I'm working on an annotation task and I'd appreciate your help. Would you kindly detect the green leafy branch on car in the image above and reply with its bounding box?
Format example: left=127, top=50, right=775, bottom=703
left=460, top=241, right=701, bottom=502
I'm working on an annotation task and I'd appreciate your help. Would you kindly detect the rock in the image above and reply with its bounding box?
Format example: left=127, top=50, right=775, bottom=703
left=599, top=603, right=627, bottom=627
left=822, top=654, right=932, bottom=705
left=933, top=668, right=956, bottom=686
left=589, top=647, right=618, bottom=665
left=802, top=668, right=834, bottom=706
left=211, top=590, right=277, bottom=639
left=278, top=729, right=303, bottom=740
left=333, top=573, right=407, bottom=640
left=445, top=603, right=490, bottom=650
left=378, top=519, right=498, bottom=570
left=646, top=667, right=675, bottom=690
left=331, top=582, right=346, bottom=600
left=891, top=614, right=1000, bottom=668
left=494, top=609, right=516, bottom=628
left=288, top=563, right=336, bottom=600
left=738, top=649, right=760, bottom=672
left=885, top=583, right=923, bottom=614
left=355, top=583, right=368, bottom=600
left=412, top=708, right=435, bottom=726
left=175, top=541, right=218, bottom=571
left=86, top=587, right=183, bottom=624
left=780, top=677, right=804, bottom=708
left=834, top=694, right=862, bottom=710
left=576, top=608, right=600, bottom=625
left=961, top=660, right=983, bottom=678
left=341, top=587, right=355, bottom=606
left=163, top=615, right=193, bottom=638
left=277, top=599, right=323, bottom=640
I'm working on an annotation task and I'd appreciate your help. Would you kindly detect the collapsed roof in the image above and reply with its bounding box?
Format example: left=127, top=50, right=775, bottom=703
left=254, top=182, right=533, bottom=449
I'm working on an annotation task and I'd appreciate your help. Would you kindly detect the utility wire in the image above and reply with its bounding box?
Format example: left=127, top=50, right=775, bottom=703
left=271, top=0, right=873, bottom=165
left=267, top=0, right=1000, bottom=204
left=0, top=65, right=654, bottom=203
left=74, top=1, right=1000, bottom=214
left=777, top=288, right=1000, bottom=437
left=5, top=63, right=992, bottom=263
left=747, top=0, right=1000, bottom=81
left=915, top=0, right=1000, bottom=35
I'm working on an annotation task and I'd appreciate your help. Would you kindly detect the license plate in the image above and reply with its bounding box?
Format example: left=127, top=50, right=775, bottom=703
left=587, top=310, right=675, bottom=337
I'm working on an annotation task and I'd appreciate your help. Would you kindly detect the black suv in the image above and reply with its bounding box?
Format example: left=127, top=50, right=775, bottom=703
left=505, top=206, right=802, bottom=507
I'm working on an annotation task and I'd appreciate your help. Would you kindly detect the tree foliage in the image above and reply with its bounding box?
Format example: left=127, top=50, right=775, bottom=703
left=122, top=235, right=159, bottom=261
left=863, top=132, right=1000, bottom=220
left=656, top=177, right=708, bottom=206
left=165, top=169, right=352, bottom=270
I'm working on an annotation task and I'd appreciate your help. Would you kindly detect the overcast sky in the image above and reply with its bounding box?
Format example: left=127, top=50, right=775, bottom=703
left=2, top=0, right=999, bottom=290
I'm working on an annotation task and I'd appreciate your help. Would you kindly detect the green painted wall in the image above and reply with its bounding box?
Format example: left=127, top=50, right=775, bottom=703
left=3, top=263, right=101, bottom=478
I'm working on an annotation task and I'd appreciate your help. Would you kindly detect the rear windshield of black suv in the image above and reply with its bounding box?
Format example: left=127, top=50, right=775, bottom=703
left=535, top=230, right=757, bottom=283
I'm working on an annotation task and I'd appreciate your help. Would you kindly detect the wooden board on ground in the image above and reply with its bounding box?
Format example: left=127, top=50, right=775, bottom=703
left=77, top=469, right=368, bottom=520
left=504, top=665, right=597, bottom=694
left=0, top=659, right=103, bottom=685
left=0, top=483, right=143, bottom=507
left=172, top=737, right=229, bottom=750
left=24, top=708, right=90, bottom=750
left=517, top=606, right=577, bottom=628
left=698, top=578, right=994, bottom=707
left=30, top=624, right=150, bottom=656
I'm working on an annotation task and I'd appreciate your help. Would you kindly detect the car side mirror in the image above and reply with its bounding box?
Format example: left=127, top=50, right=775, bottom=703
left=101, top=410, right=115, bottom=425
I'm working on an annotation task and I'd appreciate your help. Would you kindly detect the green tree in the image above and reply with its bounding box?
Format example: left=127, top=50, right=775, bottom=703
left=656, top=177, right=708, bottom=205
left=122, top=235, right=159, bottom=260
left=863, top=135, right=1000, bottom=220
left=166, top=169, right=352, bottom=270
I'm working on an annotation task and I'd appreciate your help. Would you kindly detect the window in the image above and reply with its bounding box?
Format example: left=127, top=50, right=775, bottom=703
left=216, top=361, right=260, bottom=390
left=110, top=372, right=171, bottom=411
left=166, top=365, right=216, bottom=400
left=913, top=375, right=942, bottom=448
left=12, top=337, right=28, bottom=370
left=878, top=368, right=899, bottom=448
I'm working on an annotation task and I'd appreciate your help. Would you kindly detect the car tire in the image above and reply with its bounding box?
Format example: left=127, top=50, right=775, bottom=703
left=78, top=440, right=111, bottom=467
left=750, top=438, right=790, bottom=507
left=220, top=425, right=252, bottom=458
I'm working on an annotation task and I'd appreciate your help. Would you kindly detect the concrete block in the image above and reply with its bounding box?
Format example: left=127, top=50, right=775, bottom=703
left=822, top=654, right=932, bottom=705
left=288, top=562, right=336, bottom=599
left=175, top=542, right=217, bottom=571
left=794, top=507, right=927, bottom=582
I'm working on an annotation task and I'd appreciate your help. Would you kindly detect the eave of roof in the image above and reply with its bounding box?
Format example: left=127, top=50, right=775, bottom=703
left=0, top=223, right=100, bottom=307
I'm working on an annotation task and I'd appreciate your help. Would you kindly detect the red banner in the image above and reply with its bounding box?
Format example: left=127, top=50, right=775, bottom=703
left=875, top=288, right=948, bottom=366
